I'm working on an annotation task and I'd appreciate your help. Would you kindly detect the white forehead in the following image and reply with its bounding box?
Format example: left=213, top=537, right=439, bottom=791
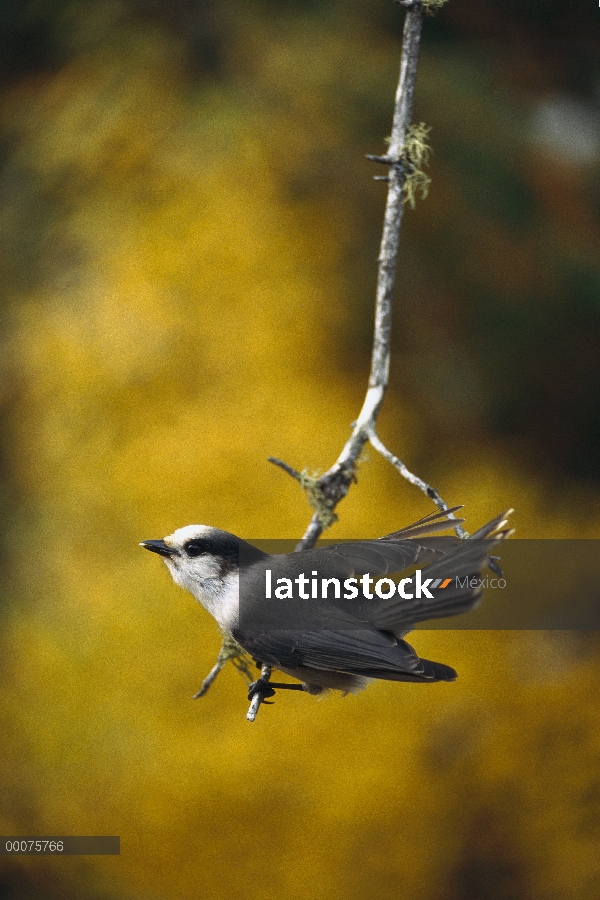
left=165, top=524, right=215, bottom=546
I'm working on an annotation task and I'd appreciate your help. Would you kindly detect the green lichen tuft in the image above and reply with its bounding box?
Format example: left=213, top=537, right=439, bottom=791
left=299, top=470, right=338, bottom=529
left=402, top=122, right=432, bottom=208
left=421, top=0, right=449, bottom=15
left=219, top=633, right=254, bottom=683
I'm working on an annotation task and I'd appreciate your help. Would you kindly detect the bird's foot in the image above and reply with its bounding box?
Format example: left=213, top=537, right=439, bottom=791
left=247, top=664, right=311, bottom=721
left=247, top=680, right=277, bottom=704
left=247, top=680, right=306, bottom=701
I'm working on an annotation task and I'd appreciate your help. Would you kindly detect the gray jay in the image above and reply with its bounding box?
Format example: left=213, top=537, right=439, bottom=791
left=141, top=507, right=512, bottom=697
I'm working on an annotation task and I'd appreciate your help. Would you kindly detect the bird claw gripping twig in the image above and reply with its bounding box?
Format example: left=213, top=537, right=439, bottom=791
left=247, top=667, right=308, bottom=721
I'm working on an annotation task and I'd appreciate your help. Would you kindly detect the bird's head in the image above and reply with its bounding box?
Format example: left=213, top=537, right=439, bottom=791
left=141, top=525, right=242, bottom=623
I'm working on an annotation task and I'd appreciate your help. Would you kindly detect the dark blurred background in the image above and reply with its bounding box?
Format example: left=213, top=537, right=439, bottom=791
left=3, top=0, right=600, bottom=492
left=1, top=2, right=600, bottom=899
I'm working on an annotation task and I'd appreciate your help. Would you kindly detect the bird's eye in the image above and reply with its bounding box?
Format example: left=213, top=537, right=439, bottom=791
left=184, top=542, right=204, bottom=558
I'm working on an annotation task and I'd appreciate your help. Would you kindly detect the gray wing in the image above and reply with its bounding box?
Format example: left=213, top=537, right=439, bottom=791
left=259, top=534, right=460, bottom=583
left=232, top=627, right=457, bottom=683
left=238, top=536, right=458, bottom=631
left=238, top=509, right=511, bottom=637
left=307, top=507, right=466, bottom=576
left=240, top=507, right=464, bottom=585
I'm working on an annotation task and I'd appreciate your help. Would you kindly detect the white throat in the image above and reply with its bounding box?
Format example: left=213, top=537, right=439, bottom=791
left=167, top=561, right=239, bottom=631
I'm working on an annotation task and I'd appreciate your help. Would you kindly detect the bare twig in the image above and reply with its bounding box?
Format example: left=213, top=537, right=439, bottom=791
left=246, top=664, right=272, bottom=722
left=294, top=0, right=442, bottom=551
left=268, top=457, right=303, bottom=483
left=366, top=428, right=468, bottom=538
left=192, top=633, right=253, bottom=698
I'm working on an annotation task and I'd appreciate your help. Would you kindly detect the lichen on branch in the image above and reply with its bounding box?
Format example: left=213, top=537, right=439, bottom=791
left=299, top=470, right=339, bottom=529
left=401, top=122, right=432, bottom=208
left=421, top=0, right=449, bottom=14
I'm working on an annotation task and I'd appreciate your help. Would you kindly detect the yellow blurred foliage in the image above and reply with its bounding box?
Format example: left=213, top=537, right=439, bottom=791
left=0, top=8, right=599, bottom=900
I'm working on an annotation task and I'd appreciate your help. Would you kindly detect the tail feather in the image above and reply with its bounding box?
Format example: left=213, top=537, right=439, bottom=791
left=370, top=511, right=514, bottom=631
left=356, top=657, right=457, bottom=683
left=380, top=506, right=464, bottom=540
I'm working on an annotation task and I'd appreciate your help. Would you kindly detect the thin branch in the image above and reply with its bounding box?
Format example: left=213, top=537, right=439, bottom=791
left=193, top=659, right=225, bottom=699
left=296, top=0, right=425, bottom=550
left=366, top=428, right=468, bottom=539
left=246, top=664, right=272, bottom=722
left=268, top=457, right=303, bottom=483
left=365, top=430, right=503, bottom=573
left=192, top=633, right=253, bottom=698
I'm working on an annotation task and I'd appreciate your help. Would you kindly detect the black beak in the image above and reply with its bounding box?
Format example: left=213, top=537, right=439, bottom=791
left=140, top=540, right=178, bottom=558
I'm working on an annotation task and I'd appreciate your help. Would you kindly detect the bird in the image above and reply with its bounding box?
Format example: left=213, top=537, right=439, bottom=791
left=141, top=507, right=512, bottom=699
